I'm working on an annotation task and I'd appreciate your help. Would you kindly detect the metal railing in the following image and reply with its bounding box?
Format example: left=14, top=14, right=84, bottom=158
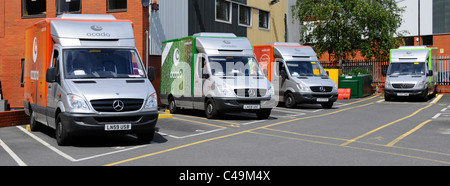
left=320, top=56, right=450, bottom=86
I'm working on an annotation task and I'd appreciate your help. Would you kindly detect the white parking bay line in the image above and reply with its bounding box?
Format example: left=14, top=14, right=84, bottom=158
left=0, top=139, right=27, bottom=166
left=17, top=126, right=77, bottom=162
left=0, top=138, right=27, bottom=166
left=17, top=126, right=149, bottom=162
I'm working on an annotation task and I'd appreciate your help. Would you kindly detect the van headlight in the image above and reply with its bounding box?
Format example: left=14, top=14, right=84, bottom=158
left=216, top=84, right=235, bottom=97
left=416, top=81, right=426, bottom=89
left=332, top=84, right=338, bottom=92
left=144, top=93, right=158, bottom=111
left=385, top=81, right=392, bottom=89
left=67, top=94, right=91, bottom=113
left=267, top=85, right=275, bottom=96
left=298, top=83, right=311, bottom=92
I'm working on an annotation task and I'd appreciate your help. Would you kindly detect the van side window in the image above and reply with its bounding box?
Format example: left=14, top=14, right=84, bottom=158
left=52, top=50, right=60, bottom=77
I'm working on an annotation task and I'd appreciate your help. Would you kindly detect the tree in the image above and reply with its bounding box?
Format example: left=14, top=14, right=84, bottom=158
left=291, top=0, right=406, bottom=66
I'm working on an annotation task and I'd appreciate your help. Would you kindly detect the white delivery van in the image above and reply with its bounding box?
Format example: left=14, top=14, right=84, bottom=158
left=23, top=14, right=159, bottom=145
left=385, top=46, right=438, bottom=101
left=160, top=33, right=275, bottom=119
left=254, top=43, right=338, bottom=108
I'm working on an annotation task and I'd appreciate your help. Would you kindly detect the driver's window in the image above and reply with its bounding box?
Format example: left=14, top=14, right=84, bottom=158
left=52, top=50, right=60, bottom=77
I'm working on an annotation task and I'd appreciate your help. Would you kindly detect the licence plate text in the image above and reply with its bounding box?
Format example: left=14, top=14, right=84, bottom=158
left=105, top=124, right=132, bottom=131
left=397, top=93, right=410, bottom=97
left=317, top=98, right=329, bottom=102
left=243, top=105, right=260, bottom=110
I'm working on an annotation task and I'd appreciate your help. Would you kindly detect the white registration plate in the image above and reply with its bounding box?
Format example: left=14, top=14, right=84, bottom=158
left=243, top=105, right=260, bottom=110
left=397, top=93, right=410, bottom=97
left=317, top=98, right=329, bottom=102
left=105, top=124, right=132, bottom=131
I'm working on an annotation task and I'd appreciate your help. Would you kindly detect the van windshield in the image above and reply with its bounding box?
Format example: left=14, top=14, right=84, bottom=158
left=63, top=49, right=146, bottom=79
left=387, top=62, right=426, bottom=76
left=208, top=56, right=264, bottom=77
left=285, top=61, right=328, bottom=77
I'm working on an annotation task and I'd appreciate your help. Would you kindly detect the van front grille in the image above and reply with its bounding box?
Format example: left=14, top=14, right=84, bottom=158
left=310, top=86, right=333, bottom=92
left=90, top=99, right=144, bottom=112
left=234, top=89, right=267, bottom=97
left=392, top=84, right=415, bottom=89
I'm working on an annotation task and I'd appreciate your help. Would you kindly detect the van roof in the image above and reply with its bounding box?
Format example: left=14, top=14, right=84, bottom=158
left=56, top=14, right=117, bottom=20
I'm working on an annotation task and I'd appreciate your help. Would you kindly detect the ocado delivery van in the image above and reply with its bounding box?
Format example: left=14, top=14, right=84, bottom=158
left=384, top=46, right=438, bottom=101
left=160, top=33, right=275, bottom=119
left=254, top=43, right=338, bottom=108
left=23, top=14, right=159, bottom=145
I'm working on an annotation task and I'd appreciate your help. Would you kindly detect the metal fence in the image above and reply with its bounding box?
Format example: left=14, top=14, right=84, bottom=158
left=438, top=56, right=450, bottom=85
left=320, top=56, right=450, bottom=86
left=320, top=59, right=389, bottom=85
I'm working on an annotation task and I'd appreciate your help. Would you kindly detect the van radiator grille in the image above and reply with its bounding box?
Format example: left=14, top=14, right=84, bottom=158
left=310, top=86, right=333, bottom=92
left=234, top=89, right=267, bottom=97
left=90, top=99, right=144, bottom=112
left=392, top=84, right=415, bottom=89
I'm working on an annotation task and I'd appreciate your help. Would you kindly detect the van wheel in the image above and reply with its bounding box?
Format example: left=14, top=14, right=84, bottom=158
left=168, top=97, right=179, bottom=114
left=205, top=99, right=219, bottom=119
left=384, top=94, right=392, bottom=101
left=284, top=93, right=296, bottom=108
left=55, top=114, right=71, bottom=146
left=29, top=109, right=41, bottom=132
left=256, top=110, right=271, bottom=119
left=321, top=102, right=334, bottom=109
left=422, top=89, right=429, bottom=102
left=137, top=129, right=155, bottom=144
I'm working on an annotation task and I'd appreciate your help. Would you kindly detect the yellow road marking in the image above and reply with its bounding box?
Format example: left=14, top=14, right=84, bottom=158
left=105, top=96, right=379, bottom=166
left=176, top=114, right=241, bottom=127
left=341, top=94, right=443, bottom=146
left=248, top=131, right=450, bottom=165
left=105, top=130, right=248, bottom=166
left=172, top=118, right=228, bottom=128
left=386, top=119, right=432, bottom=147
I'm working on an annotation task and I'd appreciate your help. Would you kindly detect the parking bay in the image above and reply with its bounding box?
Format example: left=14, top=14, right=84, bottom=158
left=3, top=95, right=450, bottom=166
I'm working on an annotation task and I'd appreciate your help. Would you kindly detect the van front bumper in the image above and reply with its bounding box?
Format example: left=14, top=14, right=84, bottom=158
left=384, top=88, right=427, bottom=98
left=60, top=111, right=159, bottom=136
left=214, top=97, right=274, bottom=113
left=294, top=92, right=338, bottom=104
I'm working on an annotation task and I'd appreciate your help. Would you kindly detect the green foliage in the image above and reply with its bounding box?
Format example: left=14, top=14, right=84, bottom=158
left=349, top=68, right=371, bottom=75
left=291, top=0, right=406, bottom=62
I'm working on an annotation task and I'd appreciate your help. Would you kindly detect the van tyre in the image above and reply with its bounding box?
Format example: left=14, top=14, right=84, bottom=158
left=168, top=97, right=179, bottom=114
left=137, top=129, right=155, bottom=144
left=29, top=109, right=41, bottom=132
left=256, top=110, right=271, bottom=119
left=422, top=89, right=429, bottom=102
left=56, top=114, right=71, bottom=146
left=284, top=93, right=296, bottom=108
left=205, top=99, right=219, bottom=119
left=321, top=102, right=334, bottom=109
left=384, top=94, right=392, bottom=101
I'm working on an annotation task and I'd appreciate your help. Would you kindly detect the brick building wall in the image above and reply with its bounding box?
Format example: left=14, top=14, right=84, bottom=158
left=0, top=0, right=149, bottom=108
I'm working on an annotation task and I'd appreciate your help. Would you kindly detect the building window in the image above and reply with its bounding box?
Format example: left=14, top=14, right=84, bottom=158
left=259, top=10, right=270, bottom=30
left=216, top=0, right=231, bottom=24
left=107, top=0, right=127, bottom=12
left=239, top=5, right=252, bottom=27
left=57, top=0, right=82, bottom=15
left=22, top=0, right=46, bottom=18
left=421, top=35, right=433, bottom=46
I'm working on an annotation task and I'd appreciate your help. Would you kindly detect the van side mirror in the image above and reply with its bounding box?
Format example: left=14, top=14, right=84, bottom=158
left=427, top=70, right=433, bottom=77
left=148, top=66, right=156, bottom=82
left=46, top=67, right=56, bottom=83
